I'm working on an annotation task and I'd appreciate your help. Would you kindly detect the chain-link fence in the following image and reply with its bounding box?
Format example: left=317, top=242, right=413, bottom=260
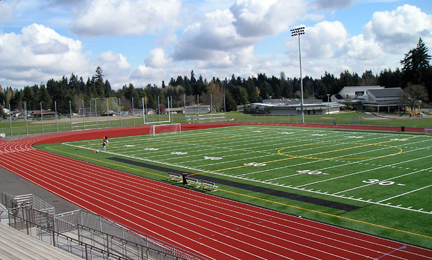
left=1, top=95, right=431, bottom=136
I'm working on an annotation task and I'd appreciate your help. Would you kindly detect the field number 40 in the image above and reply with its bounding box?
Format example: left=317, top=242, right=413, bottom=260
left=362, top=179, right=394, bottom=186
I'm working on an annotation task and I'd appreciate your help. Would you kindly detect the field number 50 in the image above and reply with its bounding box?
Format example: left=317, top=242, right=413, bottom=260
left=362, top=179, right=394, bottom=186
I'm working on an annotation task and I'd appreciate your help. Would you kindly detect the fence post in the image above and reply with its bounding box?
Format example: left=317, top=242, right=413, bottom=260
left=69, top=100, right=73, bottom=131
left=107, top=99, right=110, bottom=128
left=82, top=100, right=85, bottom=130
left=24, top=102, right=28, bottom=135
left=197, top=95, right=200, bottom=123
left=119, top=98, right=122, bottom=127
left=95, top=99, right=98, bottom=129
left=40, top=102, right=44, bottom=133
left=132, top=97, right=135, bottom=126
left=55, top=101, right=58, bottom=132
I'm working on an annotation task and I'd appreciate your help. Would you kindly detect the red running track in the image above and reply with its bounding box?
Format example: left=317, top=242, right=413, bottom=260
left=0, top=124, right=431, bottom=259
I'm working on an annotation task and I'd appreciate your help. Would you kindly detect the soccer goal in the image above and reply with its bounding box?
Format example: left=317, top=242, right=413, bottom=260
left=149, top=123, right=181, bottom=136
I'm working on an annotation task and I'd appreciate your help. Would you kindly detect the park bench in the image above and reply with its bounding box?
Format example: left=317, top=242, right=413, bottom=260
left=185, top=177, right=201, bottom=189
left=168, top=172, right=183, bottom=183
left=201, top=180, right=218, bottom=192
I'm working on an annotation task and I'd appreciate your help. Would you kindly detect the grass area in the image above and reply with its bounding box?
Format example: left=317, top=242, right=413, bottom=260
left=35, top=125, right=432, bottom=249
left=1, top=111, right=432, bottom=136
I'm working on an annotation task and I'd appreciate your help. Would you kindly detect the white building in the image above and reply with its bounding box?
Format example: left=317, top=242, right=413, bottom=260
left=247, top=99, right=342, bottom=116
left=333, top=86, right=405, bottom=112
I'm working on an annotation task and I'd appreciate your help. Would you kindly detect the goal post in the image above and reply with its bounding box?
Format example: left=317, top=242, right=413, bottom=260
left=149, top=123, right=181, bottom=136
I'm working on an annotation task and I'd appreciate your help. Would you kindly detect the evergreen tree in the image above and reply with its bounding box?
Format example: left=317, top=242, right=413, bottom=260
left=401, top=38, right=431, bottom=100
left=69, top=73, right=79, bottom=94
left=38, top=84, right=52, bottom=110
left=124, top=83, right=139, bottom=108
left=22, top=86, right=35, bottom=110
left=224, top=92, right=237, bottom=112
left=94, top=66, right=105, bottom=97
left=9, top=89, right=22, bottom=110
left=360, top=70, right=377, bottom=86
left=46, top=79, right=56, bottom=97
left=245, top=79, right=258, bottom=103
left=401, top=38, right=431, bottom=86
left=0, top=89, right=5, bottom=106
left=378, top=68, right=402, bottom=88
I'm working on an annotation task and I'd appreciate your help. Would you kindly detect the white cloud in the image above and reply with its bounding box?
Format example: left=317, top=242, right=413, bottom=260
left=230, top=0, right=305, bottom=37
left=130, top=65, right=170, bottom=83
left=98, top=51, right=131, bottom=70
left=297, top=21, right=348, bottom=59
left=31, top=39, right=70, bottom=55
left=363, top=4, right=432, bottom=53
left=70, top=0, right=181, bottom=37
left=145, top=48, right=171, bottom=68
left=173, top=0, right=306, bottom=62
left=281, top=4, right=432, bottom=79
left=340, top=34, right=384, bottom=61
left=96, top=51, right=131, bottom=88
left=0, top=24, right=93, bottom=87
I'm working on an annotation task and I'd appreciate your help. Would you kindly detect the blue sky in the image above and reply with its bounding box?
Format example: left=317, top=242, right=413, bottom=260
left=0, top=0, right=431, bottom=90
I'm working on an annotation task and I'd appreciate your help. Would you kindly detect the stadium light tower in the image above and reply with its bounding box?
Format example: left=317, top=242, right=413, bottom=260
left=291, top=26, right=305, bottom=123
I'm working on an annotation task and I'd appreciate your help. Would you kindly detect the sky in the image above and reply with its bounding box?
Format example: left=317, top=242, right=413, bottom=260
left=0, top=0, right=431, bottom=90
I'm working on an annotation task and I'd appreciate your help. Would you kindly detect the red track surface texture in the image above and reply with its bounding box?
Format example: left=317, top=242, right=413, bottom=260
left=0, top=123, right=431, bottom=260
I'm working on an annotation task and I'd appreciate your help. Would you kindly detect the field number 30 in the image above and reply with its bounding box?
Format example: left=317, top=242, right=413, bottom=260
left=362, top=179, right=395, bottom=186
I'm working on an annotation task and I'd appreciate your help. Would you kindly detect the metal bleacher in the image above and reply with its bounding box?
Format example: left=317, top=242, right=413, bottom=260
left=0, top=191, right=203, bottom=260
left=0, top=222, right=83, bottom=260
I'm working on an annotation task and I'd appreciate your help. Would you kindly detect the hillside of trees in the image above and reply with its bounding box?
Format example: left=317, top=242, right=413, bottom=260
left=0, top=38, right=431, bottom=115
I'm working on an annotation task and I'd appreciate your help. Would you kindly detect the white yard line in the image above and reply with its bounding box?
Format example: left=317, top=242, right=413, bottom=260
left=333, top=165, right=432, bottom=195
left=377, top=183, right=432, bottom=203
left=298, top=144, right=432, bottom=188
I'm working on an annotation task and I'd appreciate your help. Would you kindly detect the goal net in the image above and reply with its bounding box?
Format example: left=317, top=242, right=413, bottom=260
left=149, top=123, right=181, bottom=136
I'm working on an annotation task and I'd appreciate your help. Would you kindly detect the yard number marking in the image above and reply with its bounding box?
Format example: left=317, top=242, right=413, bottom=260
left=297, top=170, right=329, bottom=175
left=362, top=179, right=405, bottom=186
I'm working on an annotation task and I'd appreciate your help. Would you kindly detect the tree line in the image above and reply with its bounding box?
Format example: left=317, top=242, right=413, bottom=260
left=0, top=38, right=430, bottom=115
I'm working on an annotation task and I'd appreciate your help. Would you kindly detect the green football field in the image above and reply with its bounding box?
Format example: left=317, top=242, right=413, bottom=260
left=36, top=125, right=432, bottom=249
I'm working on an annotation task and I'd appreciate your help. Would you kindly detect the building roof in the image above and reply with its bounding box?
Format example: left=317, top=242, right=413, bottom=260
left=263, top=98, right=321, bottom=105
left=368, top=87, right=404, bottom=98
left=338, top=86, right=384, bottom=99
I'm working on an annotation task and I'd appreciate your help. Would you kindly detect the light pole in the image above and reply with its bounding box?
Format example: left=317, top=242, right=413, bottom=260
left=291, top=26, right=305, bottom=123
